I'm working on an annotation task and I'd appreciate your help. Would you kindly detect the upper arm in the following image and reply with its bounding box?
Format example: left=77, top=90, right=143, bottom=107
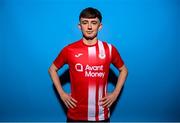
left=111, top=45, right=124, bottom=69
left=53, top=47, right=68, bottom=69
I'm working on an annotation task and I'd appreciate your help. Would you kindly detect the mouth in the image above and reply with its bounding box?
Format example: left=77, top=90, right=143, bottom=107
left=86, top=31, right=93, bottom=34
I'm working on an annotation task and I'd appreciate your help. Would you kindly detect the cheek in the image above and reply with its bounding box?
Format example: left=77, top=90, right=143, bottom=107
left=93, top=26, right=100, bottom=30
left=81, top=26, right=87, bottom=31
left=93, top=27, right=99, bottom=32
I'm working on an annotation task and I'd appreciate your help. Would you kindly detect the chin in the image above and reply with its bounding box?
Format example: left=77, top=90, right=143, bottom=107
left=84, top=36, right=96, bottom=40
left=85, top=35, right=96, bottom=39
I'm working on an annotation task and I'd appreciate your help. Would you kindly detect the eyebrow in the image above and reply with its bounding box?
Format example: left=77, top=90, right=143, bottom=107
left=81, top=20, right=88, bottom=23
left=91, top=21, right=98, bottom=23
left=81, top=20, right=98, bottom=23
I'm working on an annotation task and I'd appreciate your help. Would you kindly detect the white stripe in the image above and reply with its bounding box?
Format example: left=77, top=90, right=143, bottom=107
left=88, top=46, right=96, bottom=121
left=88, top=85, right=96, bottom=121
left=105, top=82, right=107, bottom=95
left=108, top=110, right=110, bottom=118
left=107, top=43, right=112, bottom=58
left=88, top=46, right=96, bottom=57
left=98, top=41, right=106, bottom=59
left=98, top=85, right=105, bottom=120
left=105, top=82, right=110, bottom=119
left=98, top=41, right=105, bottom=54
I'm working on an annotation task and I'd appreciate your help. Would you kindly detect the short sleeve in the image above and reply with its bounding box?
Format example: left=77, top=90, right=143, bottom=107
left=53, top=47, right=68, bottom=69
left=111, top=45, right=124, bottom=69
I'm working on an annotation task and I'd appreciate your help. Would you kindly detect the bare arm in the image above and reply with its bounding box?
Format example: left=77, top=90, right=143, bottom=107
left=99, top=65, right=128, bottom=108
left=48, top=64, right=77, bottom=108
left=113, top=65, right=128, bottom=96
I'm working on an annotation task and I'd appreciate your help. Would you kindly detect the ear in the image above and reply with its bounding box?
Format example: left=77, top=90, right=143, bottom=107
left=98, top=23, right=103, bottom=31
left=78, top=23, right=82, bottom=30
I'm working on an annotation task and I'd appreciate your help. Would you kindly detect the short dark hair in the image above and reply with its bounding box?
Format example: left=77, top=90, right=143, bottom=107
left=79, top=7, right=102, bottom=22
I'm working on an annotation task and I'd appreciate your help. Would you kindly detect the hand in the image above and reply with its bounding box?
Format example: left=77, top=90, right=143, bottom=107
left=60, top=92, right=77, bottom=109
left=99, top=92, right=118, bottom=108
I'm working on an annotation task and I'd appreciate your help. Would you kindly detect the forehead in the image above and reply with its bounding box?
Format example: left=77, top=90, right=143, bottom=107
left=80, top=17, right=100, bottom=22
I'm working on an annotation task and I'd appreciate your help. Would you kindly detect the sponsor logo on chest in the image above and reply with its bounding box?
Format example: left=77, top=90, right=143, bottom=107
left=75, top=64, right=105, bottom=78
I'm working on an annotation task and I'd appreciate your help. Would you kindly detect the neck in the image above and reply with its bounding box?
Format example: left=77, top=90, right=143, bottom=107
left=82, top=37, right=98, bottom=46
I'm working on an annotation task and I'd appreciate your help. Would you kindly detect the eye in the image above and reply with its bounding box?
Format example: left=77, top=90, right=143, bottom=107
left=81, top=21, right=88, bottom=25
left=92, top=21, right=98, bottom=25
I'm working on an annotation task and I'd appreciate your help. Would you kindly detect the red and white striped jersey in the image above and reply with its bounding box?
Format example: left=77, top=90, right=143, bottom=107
left=53, top=39, right=124, bottom=121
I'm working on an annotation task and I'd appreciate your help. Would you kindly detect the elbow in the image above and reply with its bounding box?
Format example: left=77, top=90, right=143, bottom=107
left=123, top=67, right=128, bottom=77
left=120, top=65, right=128, bottom=75
left=48, top=66, right=54, bottom=75
left=48, top=67, right=51, bottom=74
left=125, top=66, right=128, bottom=74
left=48, top=64, right=58, bottom=74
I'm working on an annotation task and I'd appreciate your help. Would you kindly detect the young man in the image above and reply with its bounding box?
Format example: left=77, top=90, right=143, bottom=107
left=48, top=7, right=128, bottom=122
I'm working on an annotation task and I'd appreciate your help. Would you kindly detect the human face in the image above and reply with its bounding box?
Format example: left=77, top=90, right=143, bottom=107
left=79, top=17, right=102, bottom=40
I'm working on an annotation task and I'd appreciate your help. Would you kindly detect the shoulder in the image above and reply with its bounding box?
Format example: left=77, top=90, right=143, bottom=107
left=66, top=39, right=82, bottom=48
left=98, top=40, right=114, bottom=49
left=61, top=39, right=82, bottom=52
left=98, top=40, right=120, bottom=55
left=99, top=40, right=113, bottom=45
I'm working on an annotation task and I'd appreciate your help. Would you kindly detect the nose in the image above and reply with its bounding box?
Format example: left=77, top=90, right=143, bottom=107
left=88, top=23, right=92, bottom=29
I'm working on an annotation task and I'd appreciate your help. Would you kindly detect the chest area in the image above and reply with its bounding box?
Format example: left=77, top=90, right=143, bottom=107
left=67, top=46, right=110, bottom=67
left=66, top=45, right=111, bottom=79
